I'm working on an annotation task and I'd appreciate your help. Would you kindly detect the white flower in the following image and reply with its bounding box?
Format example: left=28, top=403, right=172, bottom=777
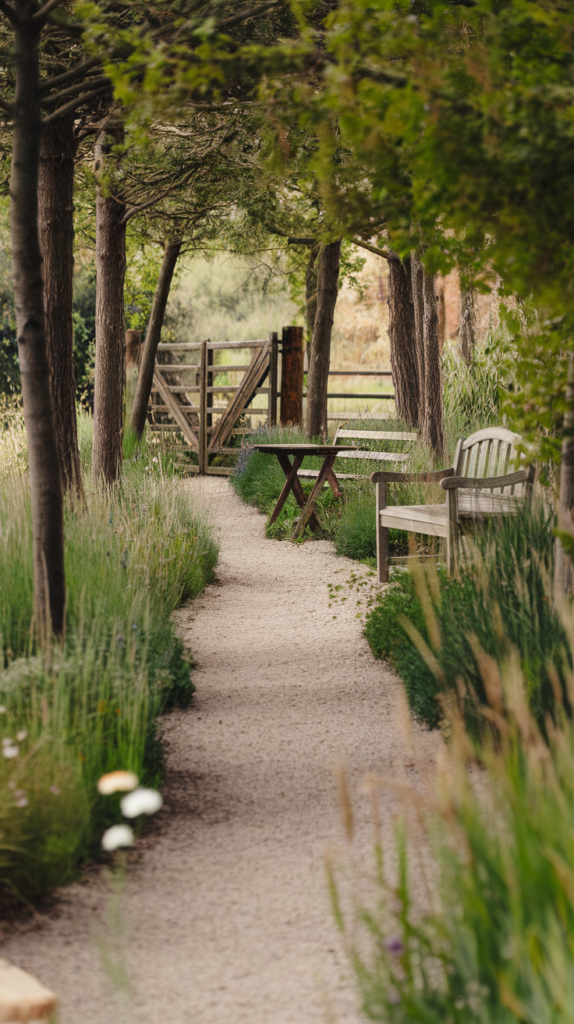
left=15, top=796, right=28, bottom=808
left=101, top=824, right=134, bottom=851
left=2, top=744, right=18, bottom=759
left=120, top=787, right=163, bottom=818
left=0, top=706, right=6, bottom=714
left=152, top=457, right=158, bottom=463
left=16, top=729, right=27, bottom=742
left=50, top=786, right=61, bottom=796
left=97, top=770, right=139, bottom=796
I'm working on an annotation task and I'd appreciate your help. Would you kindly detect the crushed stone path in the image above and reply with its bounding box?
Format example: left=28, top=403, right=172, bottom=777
left=1, top=478, right=438, bottom=1024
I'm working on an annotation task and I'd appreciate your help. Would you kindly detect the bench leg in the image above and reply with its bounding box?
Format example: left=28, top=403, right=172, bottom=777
left=447, top=488, right=459, bottom=577
left=376, top=481, right=389, bottom=584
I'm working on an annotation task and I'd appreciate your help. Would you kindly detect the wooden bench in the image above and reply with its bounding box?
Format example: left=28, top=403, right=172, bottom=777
left=372, top=427, right=535, bottom=584
left=298, top=427, right=417, bottom=484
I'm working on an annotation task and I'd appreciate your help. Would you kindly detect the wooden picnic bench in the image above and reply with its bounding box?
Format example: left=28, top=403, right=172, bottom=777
left=298, top=426, right=418, bottom=483
left=372, top=426, right=535, bottom=584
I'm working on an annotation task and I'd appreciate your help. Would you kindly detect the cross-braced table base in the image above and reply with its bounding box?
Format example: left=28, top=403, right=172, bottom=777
left=252, top=444, right=357, bottom=539
left=270, top=452, right=342, bottom=539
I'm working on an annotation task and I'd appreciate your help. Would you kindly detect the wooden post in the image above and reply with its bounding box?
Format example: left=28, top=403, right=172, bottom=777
left=280, top=326, right=304, bottom=426
left=376, top=480, right=389, bottom=584
left=207, top=345, right=214, bottom=432
left=199, top=340, right=208, bottom=474
left=268, top=331, right=278, bottom=427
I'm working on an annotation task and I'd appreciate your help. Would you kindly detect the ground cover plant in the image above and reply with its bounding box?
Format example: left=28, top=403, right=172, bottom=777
left=0, top=407, right=218, bottom=902
left=364, top=502, right=568, bottom=733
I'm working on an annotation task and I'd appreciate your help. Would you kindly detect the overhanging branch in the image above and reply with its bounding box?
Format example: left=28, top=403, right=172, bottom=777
left=352, top=238, right=394, bottom=260
left=40, top=55, right=100, bottom=94
left=42, top=85, right=110, bottom=125
left=0, top=0, right=18, bottom=25
left=218, top=1, right=280, bottom=29
left=32, top=0, right=63, bottom=26
left=42, top=75, right=110, bottom=108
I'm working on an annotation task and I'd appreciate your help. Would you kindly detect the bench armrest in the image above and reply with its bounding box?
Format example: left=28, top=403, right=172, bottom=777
left=441, top=468, right=531, bottom=490
left=371, top=468, right=454, bottom=485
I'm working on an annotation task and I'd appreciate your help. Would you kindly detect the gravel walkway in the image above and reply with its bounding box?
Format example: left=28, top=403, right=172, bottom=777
left=1, top=477, right=438, bottom=1024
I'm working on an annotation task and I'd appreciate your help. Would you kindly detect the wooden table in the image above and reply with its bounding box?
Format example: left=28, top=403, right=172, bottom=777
left=251, top=443, right=356, bottom=540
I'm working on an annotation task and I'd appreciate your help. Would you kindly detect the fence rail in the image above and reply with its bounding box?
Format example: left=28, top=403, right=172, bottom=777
left=149, top=329, right=398, bottom=474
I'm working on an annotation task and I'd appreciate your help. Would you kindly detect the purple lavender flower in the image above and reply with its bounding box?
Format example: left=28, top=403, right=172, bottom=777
left=383, top=936, right=405, bottom=955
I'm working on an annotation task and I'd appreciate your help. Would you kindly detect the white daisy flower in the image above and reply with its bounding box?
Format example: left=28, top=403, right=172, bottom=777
left=120, top=787, right=163, bottom=818
left=101, top=824, right=134, bottom=851
left=97, top=770, right=139, bottom=796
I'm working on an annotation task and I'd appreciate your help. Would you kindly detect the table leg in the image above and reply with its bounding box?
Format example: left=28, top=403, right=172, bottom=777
left=325, top=465, right=343, bottom=498
left=276, top=453, right=321, bottom=534
left=270, top=454, right=305, bottom=524
left=292, top=455, right=337, bottom=540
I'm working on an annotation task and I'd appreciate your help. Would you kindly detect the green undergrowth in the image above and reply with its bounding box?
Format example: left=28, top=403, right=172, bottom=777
left=0, top=411, right=218, bottom=902
left=364, top=502, right=568, bottom=733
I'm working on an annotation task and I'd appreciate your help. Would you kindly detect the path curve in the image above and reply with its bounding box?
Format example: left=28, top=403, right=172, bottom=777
left=1, top=478, right=438, bottom=1024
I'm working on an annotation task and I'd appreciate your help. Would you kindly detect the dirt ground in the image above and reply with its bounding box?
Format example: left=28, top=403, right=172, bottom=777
left=1, top=478, right=439, bottom=1024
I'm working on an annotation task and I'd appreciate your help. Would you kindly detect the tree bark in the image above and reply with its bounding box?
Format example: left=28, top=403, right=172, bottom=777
left=130, top=239, right=182, bottom=440
left=421, top=271, right=445, bottom=457
left=388, top=256, right=420, bottom=428
left=305, top=240, right=341, bottom=439
left=555, top=351, right=574, bottom=597
left=459, top=286, right=477, bottom=363
left=39, top=116, right=84, bottom=501
left=304, top=243, right=320, bottom=368
left=410, top=252, right=426, bottom=405
left=92, top=129, right=126, bottom=485
left=10, top=15, right=65, bottom=637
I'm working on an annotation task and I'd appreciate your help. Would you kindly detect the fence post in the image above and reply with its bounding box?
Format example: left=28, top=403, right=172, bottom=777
left=207, top=345, right=214, bottom=431
left=199, top=339, right=208, bottom=474
left=268, top=331, right=278, bottom=427
left=280, top=326, right=304, bottom=426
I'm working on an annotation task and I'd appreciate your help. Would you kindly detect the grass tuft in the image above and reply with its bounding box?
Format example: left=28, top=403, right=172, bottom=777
left=0, top=408, right=218, bottom=901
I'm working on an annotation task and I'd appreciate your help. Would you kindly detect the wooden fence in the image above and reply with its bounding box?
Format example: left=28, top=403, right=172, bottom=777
left=146, top=328, right=395, bottom=473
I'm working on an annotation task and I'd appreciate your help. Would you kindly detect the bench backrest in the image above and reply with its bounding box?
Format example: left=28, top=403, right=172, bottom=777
left=333, top=427, right=418, bottom=446
left=453, top=426, right=528, bottom=496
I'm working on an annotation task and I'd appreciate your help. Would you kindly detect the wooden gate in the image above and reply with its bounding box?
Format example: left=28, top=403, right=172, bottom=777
left=148, top=334, right=279, bottom=474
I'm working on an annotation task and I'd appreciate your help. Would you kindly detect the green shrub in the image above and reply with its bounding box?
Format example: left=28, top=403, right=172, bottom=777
left=364, top=571, right=441, bottom=727
left=364, top=503, right=568, bottom=733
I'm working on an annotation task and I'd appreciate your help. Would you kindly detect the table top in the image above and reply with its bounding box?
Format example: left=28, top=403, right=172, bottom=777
left=251, top=443, right=357, bottom=456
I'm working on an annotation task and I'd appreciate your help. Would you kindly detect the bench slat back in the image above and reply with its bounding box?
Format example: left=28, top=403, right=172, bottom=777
left=334, top=428, right=418, bottom=443
left=454, top=427, right=526, bottom=496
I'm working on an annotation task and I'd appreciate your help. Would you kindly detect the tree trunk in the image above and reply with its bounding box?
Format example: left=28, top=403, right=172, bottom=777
left=130, top=239, right=182, bottom=440
left=388, top=256, right=420, bottom=428
left=421, top=271, right=444, bottom=457
left=304, top=243, right=320, bottom=368
left=555, top=351, right=574, bottom=597
left=459, top=286, right=477, bottom=363
left=305, top=240, right=341, bottom=439
left=39, top=116, right=84, bottom=501
left=10, top=17, right=65, bottom=637
left=92, top=129, right=126, bottom=485
left=410, top=252, right=426, bottom=407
